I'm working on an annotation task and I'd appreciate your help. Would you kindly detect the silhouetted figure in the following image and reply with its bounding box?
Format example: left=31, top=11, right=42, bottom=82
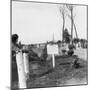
left=12, top=34, right=19, bottom=87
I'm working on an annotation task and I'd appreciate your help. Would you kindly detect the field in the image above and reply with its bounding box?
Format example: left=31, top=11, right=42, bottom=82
left=11, top=48, right=88, bottom=90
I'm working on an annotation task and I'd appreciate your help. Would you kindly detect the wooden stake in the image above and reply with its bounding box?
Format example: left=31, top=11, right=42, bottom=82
left=52, top=54, right=55, bottom=68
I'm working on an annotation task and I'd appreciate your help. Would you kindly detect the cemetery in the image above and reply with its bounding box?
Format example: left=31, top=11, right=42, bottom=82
left=12, top=38, right=87, bottom=89
left=11, top=1, right=88, bottom=89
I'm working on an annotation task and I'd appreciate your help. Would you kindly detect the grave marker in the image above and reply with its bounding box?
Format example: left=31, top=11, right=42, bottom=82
left=23, top=52, right=29, bottom=78
left=47, top=44, right=58, bottom=68
left=16, top=51, right=27, bottom=88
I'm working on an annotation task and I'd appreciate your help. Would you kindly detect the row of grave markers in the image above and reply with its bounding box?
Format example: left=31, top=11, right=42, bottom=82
left=16, top=51, right=29, bottom=88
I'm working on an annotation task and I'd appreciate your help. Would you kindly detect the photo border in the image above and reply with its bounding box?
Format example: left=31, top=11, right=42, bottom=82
left=10, top=0, right=88, bottom=89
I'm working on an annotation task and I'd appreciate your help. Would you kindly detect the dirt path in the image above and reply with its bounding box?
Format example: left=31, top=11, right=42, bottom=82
left=63, top=77, right=87, bottom=85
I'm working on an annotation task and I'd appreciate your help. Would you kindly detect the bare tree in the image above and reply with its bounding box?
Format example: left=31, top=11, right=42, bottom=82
left=66, top=4, right=74, bottom=45
left=66, top=12, right=78, bottom=39
left=59, top=4, right=78, bottom=44
left=59, top=5, right=66, bottom=42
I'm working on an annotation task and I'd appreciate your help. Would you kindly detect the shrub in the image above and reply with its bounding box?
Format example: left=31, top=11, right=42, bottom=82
left=67, top=50, right=74, bottom=56
left=62, top=49, right=66, bottom=54
left=68, top=44, right=75, bottom=50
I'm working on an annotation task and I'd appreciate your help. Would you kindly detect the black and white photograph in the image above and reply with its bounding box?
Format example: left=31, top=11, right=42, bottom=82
left=11, top=0, right=88, bottom=89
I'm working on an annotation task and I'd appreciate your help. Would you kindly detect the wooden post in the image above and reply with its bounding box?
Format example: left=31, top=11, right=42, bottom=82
left=52, top=54, right=55, bottom=68
left=16, top=51, right=27, bottom=88
left=23, top=52, right=29, bottom=77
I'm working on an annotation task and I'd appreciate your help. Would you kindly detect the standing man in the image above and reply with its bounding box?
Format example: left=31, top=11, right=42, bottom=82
left=11, top=34, right=20, bottom=87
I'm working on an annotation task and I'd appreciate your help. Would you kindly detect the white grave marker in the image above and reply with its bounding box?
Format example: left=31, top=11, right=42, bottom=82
left=23, top=52, right=29, bottom=77
left=16, top=51, right=27, bottom=88
left=47, top=44, right=59, bottom=68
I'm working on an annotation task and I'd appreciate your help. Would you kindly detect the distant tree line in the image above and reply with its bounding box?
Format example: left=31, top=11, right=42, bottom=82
left=60, top=28, right=87, bottom=48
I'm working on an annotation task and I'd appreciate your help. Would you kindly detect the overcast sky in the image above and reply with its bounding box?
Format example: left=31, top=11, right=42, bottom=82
left=12, top=1, right=87, bottom=44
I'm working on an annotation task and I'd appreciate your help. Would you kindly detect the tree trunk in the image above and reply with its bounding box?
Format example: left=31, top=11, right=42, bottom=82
left=62, top=14, right=65, bottom=42
left=71, top=8, right=73, bottom=45
left=74, top=22, right=78, bottom=38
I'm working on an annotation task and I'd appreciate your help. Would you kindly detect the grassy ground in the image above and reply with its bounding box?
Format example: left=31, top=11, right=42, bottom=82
left=11, top=49, right=88, bottom=89
left=26, top=55, right=87, bottom=88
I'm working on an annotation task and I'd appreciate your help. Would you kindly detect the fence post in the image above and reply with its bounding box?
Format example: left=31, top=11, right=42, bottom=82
left=16, top=51, right=27, bottom=88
